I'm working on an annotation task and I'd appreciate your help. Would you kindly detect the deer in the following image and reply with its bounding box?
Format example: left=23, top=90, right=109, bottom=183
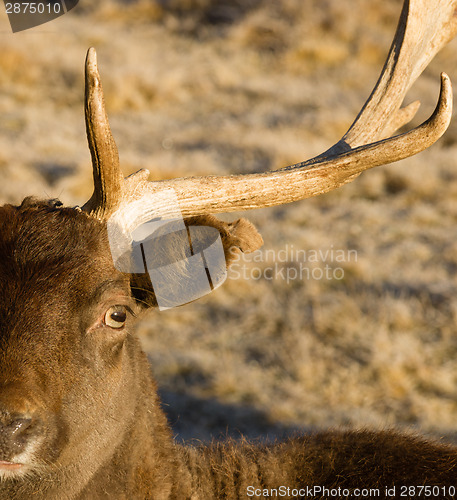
left=1, top=0, right=457, bottom=498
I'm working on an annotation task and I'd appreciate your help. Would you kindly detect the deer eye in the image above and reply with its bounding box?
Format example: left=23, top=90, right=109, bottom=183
left=104, top=306, right=128, bottom=329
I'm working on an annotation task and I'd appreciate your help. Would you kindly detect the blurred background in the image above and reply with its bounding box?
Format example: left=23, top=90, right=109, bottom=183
left=1, top=0, right=457, bottom=444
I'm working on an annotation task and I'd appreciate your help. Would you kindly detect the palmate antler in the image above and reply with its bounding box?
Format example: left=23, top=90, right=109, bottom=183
left=82, top=0, right=457, bottom=221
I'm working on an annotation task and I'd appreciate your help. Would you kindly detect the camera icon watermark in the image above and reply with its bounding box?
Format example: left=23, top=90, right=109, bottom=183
left=107, top=189, right=227, bottom=311
left=3, top=0, right=78, bottom=33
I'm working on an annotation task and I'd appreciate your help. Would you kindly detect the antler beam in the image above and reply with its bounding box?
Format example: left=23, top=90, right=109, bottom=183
left=82, top=0, right=457, bottom=220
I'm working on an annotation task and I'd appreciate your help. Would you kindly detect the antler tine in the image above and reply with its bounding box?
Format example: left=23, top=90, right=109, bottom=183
left=82, top=48, right=124, bottom=219
left=339, top=0, right=457, bottom=150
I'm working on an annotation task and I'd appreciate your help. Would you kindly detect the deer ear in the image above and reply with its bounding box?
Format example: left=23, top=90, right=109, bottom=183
left=183, top=215, right=263, bottom=264
left=129, top=215, right=263, bottom=309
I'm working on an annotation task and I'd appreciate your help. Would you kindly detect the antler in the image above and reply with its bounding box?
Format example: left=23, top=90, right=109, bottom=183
left=82, top=0, right=457, bottom=220
left=82, top=48, right=124, bottom=219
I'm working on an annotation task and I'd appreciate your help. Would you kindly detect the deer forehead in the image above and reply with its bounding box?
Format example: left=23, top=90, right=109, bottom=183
left=0, top=202, right=131, bottom=343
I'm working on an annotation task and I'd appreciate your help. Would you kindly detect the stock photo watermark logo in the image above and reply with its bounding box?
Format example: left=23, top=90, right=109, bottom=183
left=228, top=245, right=357, bottom=284
left=3, top=0, right=78, bottom=32
left=107, top=189, right=227, bottom=311
left=106, top=190, right=356, bottom=309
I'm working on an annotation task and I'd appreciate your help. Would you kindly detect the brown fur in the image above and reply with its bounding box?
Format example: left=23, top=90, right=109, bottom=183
left=0, top=199, right=455, bottom=499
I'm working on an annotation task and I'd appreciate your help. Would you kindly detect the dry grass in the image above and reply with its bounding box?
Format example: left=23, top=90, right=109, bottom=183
left=1, top=0, right=457, bottom=443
